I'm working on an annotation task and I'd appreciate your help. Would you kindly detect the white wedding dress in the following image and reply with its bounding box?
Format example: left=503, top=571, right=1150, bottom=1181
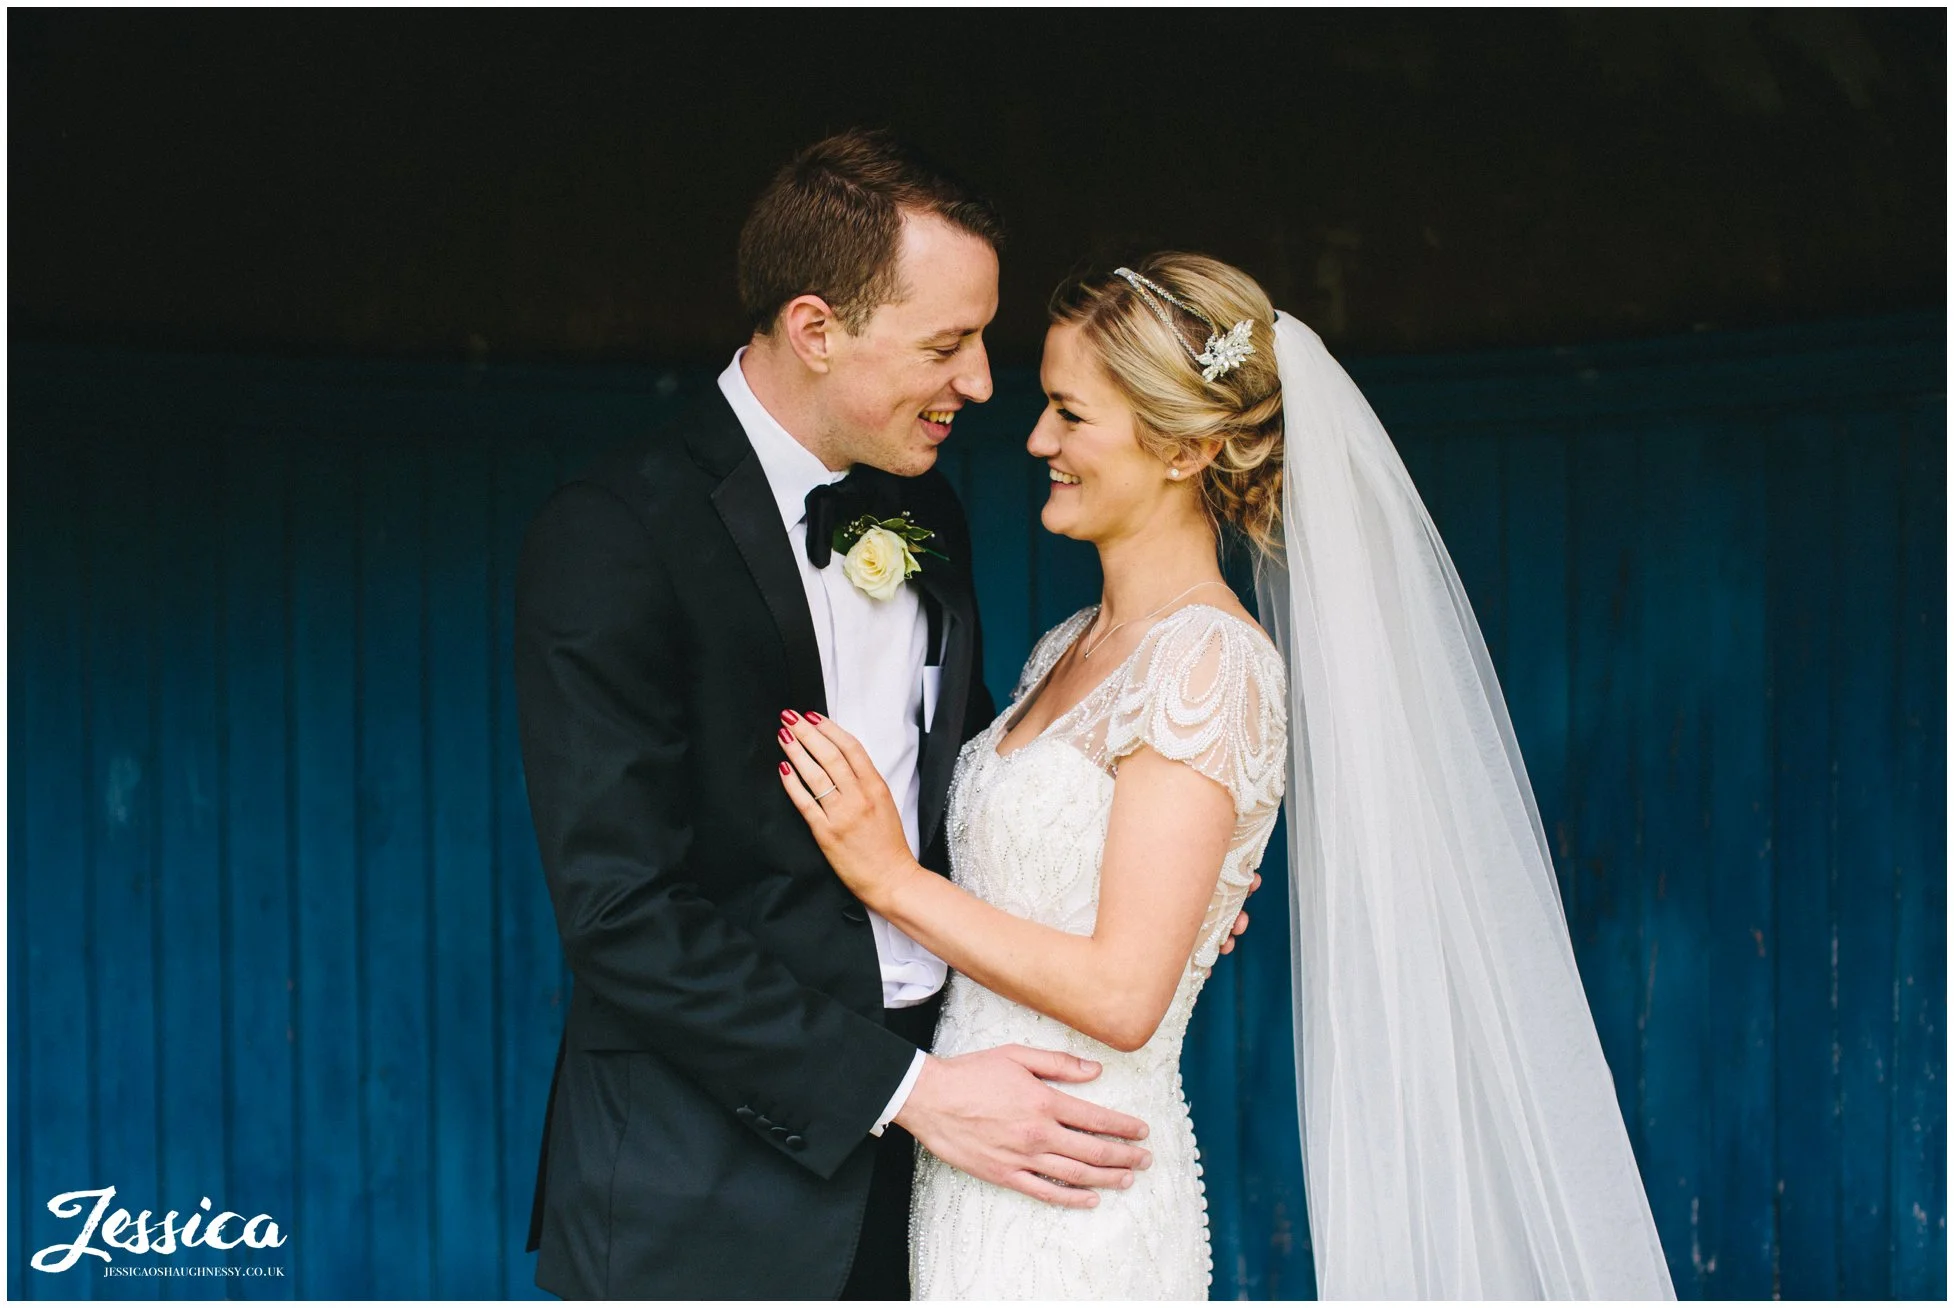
left=910, top=603, right=1288, bottom=1300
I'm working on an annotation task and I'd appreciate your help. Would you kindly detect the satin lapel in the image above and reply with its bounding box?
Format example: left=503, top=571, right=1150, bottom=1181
left=702, top=419, right=827, bottom=717
left=911, top=561, right=975, bottom=851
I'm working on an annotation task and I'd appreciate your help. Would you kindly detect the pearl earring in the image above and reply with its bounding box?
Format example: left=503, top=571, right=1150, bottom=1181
left=1169, top=469, right=1181, bottom=479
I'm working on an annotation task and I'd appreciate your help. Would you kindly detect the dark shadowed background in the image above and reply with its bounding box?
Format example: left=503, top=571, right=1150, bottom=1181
left=8, top=8, right=1945, bottom=359
left=8, top=8, right=1945, bottom=1303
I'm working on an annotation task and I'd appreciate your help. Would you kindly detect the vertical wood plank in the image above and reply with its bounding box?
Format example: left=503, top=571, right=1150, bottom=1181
left=289, top=428, right=367, bottom=1296
left=1831, top=409, right=1901, bottom=1299
left=426, top=432, right=498, bottom=1296
left=1634, top=421, right=1709, bottom=1293
left=1766, top=412, right=1843, bottom=1298
left=1228, top=808, right=1312, bottom=1299
left=358, top=428, right=432, bottom=1296
left=1700, top=424, right=1775, bottom=1296
left=1031, top=516, right=1101, bottom=637
left=9, top=468, right=23, bottom=1295
left=219, top=425, right=297, bottom=1298
left=1889, top=398, right=1946, bottom=1299
left=1565, top=421, right=1647, bottom=1198
left=494, top=430, right=566, bottom=1301
left=85, top=426, right=162, bottom=1299
left=958, top=385, right=1036, bottom=700
left=1181, top=952, right=1244, bottom=1294
left=151, top=428, right=229, bottom=1296
left=12, top=425, right=93, bottom=1299
left=8, top=522, right=19, bottom=1295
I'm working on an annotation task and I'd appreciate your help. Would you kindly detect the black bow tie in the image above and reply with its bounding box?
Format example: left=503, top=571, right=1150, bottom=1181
left=803, top=471, right=895, bottom=568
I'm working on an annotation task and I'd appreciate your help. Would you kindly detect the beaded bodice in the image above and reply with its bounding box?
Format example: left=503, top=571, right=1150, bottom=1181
left=911, top=603, right=1288, bottom=1300
left=950, top=603, right=1287, bottom=975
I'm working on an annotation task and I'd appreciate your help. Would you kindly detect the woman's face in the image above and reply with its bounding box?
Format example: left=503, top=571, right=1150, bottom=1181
left=1027, top=321, right=1180, bottom=545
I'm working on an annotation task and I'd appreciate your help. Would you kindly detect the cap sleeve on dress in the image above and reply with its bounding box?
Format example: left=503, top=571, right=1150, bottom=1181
left=1104, top=608, right=1288, bottom=817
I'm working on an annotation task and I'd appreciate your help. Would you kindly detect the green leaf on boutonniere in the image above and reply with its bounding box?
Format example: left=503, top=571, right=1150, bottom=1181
left=832, top=511, right=950, bottom=566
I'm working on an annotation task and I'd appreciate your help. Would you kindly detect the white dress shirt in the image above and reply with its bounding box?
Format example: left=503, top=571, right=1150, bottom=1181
left=718, top=350, right=940, bottom=1131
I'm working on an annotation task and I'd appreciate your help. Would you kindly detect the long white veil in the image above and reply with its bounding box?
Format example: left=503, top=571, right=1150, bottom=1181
left=1254, top=312, right=1675, bottom=1299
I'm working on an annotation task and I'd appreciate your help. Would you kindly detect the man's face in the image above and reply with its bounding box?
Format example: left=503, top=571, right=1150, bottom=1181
left=820, top=212, right=998, bottom=476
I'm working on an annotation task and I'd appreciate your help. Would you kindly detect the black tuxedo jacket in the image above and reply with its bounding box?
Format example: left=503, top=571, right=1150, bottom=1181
left=514, top=389, right=995, bottom=1299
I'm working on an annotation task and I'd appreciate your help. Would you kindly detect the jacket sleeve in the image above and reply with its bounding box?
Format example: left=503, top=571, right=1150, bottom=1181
left=514, top=479, right=916, bottom=1180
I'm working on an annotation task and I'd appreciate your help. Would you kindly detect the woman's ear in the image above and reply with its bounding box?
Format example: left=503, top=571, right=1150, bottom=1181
left=1168, top=437, right=1224, bottom=481
left=778, top=294, right=838, bottom=375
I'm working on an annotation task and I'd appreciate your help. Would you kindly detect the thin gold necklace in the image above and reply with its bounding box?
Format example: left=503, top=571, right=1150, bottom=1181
left=1079, top=580, right=1230, bottom=660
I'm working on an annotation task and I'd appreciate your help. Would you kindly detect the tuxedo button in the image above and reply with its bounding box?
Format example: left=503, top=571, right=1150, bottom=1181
left=769, top=1125, right=791, bottom=1140
left=784, top=1134, right=807, bottom=1151
left=840, top=902, right=869, bottom=924
left=735, top=1106, right=756, bottom=1123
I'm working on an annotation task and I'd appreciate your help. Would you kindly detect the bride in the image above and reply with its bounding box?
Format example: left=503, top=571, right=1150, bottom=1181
left=777, top=253, right=1675, bottom=1300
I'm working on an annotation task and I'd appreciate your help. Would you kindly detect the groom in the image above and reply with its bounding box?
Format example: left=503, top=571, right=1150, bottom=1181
left=515, top=131, right=1165, bottom=1300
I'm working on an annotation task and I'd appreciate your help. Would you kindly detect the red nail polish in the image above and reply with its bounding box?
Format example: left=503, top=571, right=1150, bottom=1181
left=806, top=711, right=824, bottom=724
left=781, top=709, right=800, bottom=724
left=779, top=762, right=791, bottom=776
left=778, top=727, right=793, bottom=744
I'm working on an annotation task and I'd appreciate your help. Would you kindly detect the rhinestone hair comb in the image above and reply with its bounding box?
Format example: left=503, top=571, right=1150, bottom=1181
left=1111, top=266, right=1257, bottom=382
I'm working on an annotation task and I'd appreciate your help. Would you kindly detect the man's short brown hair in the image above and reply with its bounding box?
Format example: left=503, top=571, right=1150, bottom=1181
left=737, top=129, right=1003, bottom=336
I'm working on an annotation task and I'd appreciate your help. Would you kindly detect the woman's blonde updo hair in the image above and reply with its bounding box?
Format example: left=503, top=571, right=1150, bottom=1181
left=1048, top=252, right=1284, bottom=555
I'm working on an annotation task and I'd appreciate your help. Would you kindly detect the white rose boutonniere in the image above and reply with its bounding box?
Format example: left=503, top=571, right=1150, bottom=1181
left=833, top=511, right=945, bottom=601
left=841, top=526, right=915, bottom=601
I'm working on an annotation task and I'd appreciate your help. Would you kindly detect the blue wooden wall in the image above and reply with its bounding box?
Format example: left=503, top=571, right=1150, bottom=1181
left=9, top=313, right=1943, bottom=1299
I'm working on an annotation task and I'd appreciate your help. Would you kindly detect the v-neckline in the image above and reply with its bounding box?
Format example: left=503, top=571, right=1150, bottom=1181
left=991, top=604, right=1220, bottom=763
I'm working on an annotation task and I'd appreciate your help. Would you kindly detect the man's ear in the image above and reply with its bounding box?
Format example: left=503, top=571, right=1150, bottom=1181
left=779, top=295, right=840, bottom=375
